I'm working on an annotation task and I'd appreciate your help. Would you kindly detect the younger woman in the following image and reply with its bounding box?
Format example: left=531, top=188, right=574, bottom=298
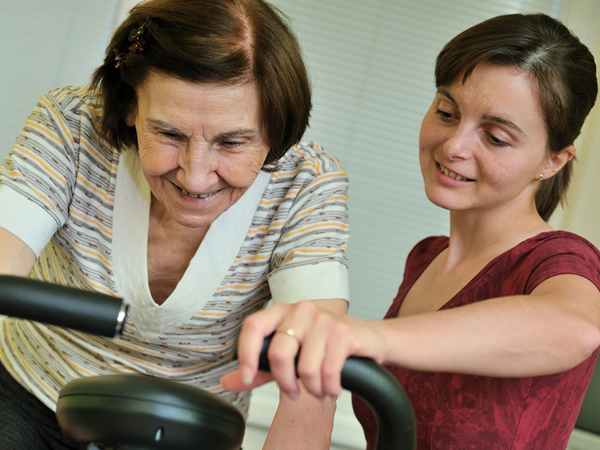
left=223, top=13, right=600, bottom=449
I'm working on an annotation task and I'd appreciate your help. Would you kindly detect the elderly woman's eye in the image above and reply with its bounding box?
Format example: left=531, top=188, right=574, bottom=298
left=223, top=140, right=243, bottom=148
left=162, top=132, right=180, bottom=140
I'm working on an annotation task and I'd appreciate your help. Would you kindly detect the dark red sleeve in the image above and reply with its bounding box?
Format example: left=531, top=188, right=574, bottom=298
left=523, top=235, right=600, bottom=294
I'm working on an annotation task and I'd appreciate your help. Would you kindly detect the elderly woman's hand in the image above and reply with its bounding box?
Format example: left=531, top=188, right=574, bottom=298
left=221, top=301, right=387, bottom=399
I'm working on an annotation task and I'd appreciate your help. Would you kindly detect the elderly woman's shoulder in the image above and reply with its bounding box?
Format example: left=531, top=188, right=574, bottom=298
left=39, top=85, right=103, bottom=116
left=278, top=140, right=345, bottom=176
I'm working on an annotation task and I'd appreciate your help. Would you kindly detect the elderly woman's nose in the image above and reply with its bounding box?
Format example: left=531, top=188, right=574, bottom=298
left=177, top=144, right=219, bottom=190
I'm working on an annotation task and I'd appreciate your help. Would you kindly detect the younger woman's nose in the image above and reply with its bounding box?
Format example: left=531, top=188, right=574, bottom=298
left=442, top=125, right=472, bottom=160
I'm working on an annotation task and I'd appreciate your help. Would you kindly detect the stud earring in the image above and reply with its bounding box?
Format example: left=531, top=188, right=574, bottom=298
left=538, top=173, right=544, bottom=182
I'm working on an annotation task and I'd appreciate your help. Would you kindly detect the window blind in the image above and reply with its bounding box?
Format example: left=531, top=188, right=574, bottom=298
left=0, top=0, right=119, bottom=162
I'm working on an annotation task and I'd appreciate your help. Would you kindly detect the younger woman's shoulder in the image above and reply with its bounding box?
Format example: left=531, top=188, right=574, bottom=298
left=510, top=231, right=600, bottom=293
left=411, top=236, right=449, bottom=256
left=520, top=230, right=600, bottom=259
left=403, top=236, right=449, bottom=274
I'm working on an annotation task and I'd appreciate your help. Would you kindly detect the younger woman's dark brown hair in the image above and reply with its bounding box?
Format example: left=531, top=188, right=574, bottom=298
left=91, top=0, right=312, bottom=166
left=435, top=13, right=597, bottom=221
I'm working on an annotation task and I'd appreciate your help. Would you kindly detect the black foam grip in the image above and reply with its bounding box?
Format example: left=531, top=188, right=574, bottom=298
left=0, top=275, right=127, bottom=337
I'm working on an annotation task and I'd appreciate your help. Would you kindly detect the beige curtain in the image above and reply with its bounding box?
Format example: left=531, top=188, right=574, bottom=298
left=553, top=0, right=600, bottom=247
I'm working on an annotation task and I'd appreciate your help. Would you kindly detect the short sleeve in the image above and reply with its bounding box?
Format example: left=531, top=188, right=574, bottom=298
left=525, top=235, right=600, bottom=294
left=267, top=143, right=350, bottom=303
left=0, top=89, right=80, bottom=256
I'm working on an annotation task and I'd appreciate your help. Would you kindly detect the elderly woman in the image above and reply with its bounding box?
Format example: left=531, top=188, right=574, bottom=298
left=0, top=0, right=348, bottom=448
left=225, top=13, right=600, bottom=450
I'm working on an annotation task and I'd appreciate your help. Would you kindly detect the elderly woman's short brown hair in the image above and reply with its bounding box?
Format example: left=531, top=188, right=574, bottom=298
left=91, top=0, right=311, bottom=166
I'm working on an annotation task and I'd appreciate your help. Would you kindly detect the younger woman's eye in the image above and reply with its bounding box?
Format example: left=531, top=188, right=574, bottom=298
left=489, top=134, right=508, bottom=146
left=435, top=109, right=454, bottom=120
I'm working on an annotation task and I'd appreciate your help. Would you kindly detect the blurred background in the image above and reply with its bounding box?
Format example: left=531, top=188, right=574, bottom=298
left=1, top=0, right=599, bottom=448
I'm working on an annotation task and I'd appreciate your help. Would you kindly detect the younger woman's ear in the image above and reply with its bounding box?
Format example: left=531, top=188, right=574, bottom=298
left=543, top=145, right=576, bottom=179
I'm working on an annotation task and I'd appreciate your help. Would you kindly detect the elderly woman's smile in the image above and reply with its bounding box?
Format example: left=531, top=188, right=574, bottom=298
left=180, top=188, right=217, bottom=198
left=129, top=71, right=270, bottom=230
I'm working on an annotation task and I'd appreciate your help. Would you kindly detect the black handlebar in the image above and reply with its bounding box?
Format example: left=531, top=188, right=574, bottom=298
left=259, top=335, right=416, bottom=450
left=0, top=275, right=127, bottom=337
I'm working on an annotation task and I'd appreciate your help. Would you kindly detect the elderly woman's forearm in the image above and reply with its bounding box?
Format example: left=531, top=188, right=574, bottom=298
left=0, top=228, right=35, bottom=276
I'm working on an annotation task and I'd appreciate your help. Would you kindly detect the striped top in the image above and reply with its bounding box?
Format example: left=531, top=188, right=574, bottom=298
left=0, top=86, right=350, bottom=416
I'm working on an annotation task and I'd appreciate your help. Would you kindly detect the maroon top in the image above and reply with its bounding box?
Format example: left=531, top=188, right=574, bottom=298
left=353, top=231, right=600, bottom=450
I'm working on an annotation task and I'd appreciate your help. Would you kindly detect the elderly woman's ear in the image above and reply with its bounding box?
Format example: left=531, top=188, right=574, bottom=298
left=126, top=109, right=136, bottom=127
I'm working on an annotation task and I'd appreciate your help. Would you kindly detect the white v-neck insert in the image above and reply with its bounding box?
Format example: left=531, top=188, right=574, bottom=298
left=112, top=150, right=271, bottom=340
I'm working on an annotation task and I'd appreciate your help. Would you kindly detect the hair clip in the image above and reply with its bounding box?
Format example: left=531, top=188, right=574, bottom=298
left=113, top=17, right=151, bottom=69
left=128, top=17, right=150, bottom=54
left=113, top=49, right=124, bottom=69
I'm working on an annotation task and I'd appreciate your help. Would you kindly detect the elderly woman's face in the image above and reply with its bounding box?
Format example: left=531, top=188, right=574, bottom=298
left=128, top=72, right=269, bottom=229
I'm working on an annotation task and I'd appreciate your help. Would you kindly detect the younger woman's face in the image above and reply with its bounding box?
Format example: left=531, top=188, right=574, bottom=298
left=419, top=63, right=554, bottom=216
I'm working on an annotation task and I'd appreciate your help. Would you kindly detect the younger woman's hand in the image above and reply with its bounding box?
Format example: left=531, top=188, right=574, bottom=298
left=221, top=301, right=387, bottom=399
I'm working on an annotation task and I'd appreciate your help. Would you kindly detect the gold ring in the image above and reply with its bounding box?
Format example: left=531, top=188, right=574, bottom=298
left=276, top=327, right=299, bottom=342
